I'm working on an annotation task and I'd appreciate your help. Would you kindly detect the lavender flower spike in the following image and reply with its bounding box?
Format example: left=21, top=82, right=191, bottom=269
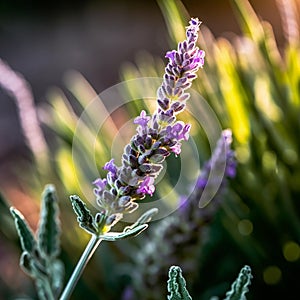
left=93, top=18, right=205, bottom=230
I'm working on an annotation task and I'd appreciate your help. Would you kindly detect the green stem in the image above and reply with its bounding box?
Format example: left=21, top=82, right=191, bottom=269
left=59, top=235, right=102, bottom=300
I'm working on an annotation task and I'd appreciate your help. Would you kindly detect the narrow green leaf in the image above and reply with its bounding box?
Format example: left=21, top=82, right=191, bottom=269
left=99, top=208, right=158, bottom=241
left=167, top=266, right=192, bottom=300
left=133, top=207, right=159, bottom=225
left=99, top=224, right=148, bottom=241
left=70, top=195, right=97, bottom=234
left=19, top=251, right=49, bottom=279
left=124, top=207, right=158, bottom=232
left=10, top=207, right=36, bottom=253
left=37, top=185, right=61, bottom=258
left=231, top=0, right=264, bottom=42
left=224, top=265, right=252, bottom=300
left=157, top=0, right=189, bottom=43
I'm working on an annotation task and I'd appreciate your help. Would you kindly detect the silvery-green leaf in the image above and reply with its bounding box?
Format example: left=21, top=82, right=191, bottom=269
left=37, top=185, right=61, bottom=258
left=20, top=251, right=48, bottom=279
left=224, top=265, right=252, bottom=300
left=99, top=224, right=148, bottom=241
left=50, top=259, right=65, bottom=297
left=135, top=207, right=158, bottom=224
left=70, top=195, right=97, bottom=234
left=167, top=266, right=192, bottom=300
left=124, top=208, right=158, bottom=232
left=10, top=207, right=36, bottom=253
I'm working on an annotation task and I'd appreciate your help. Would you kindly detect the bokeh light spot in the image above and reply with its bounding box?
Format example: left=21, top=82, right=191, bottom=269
left=236, top=146, right=250, bottom=163
left=262, top=151, right=277, bottom=172
left=283, top=241, right=300, bottom=262
left=283, top=149, right=298, bottom=165
left=238, top=219, right=253, bottom=236
left=263, top=266, right=282, bottom=285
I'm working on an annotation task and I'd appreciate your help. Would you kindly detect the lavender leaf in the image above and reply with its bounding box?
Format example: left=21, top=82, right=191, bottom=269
left=37, top=185, right=60, bottom=259
left=167, top=265, right=192, bottom=300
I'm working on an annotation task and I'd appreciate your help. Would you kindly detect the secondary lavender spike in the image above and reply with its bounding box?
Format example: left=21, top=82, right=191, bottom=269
left=127, top=129, right=237, bottom=300
left=180, top=129, right=237, bottom=215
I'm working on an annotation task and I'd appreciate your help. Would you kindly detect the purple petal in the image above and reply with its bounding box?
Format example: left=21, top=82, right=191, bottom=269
left=103, top=158, right=118, bottom=175
left=136, top=176, right=155, bottom=196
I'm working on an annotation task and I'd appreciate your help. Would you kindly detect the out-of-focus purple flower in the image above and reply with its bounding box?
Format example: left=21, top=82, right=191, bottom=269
left=182, top=129, right=237, bottom=214
left=121, top=286, right=135, bottom=300
left=93, top=18, right=205, bottom=229
left=0, top=59, right=48, bottom=163
left=196, top=177, right=207, bottom=189
left=178, top=195, right=188, bottom=211
left=226, top=151, right=237, bottom=178
left=222, top=130, right=237, bottom=178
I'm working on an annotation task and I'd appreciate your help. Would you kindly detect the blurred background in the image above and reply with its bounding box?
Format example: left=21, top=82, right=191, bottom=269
left=1, top=0, right=300, bottom=299
left=0, top=0, right=286, bottom=180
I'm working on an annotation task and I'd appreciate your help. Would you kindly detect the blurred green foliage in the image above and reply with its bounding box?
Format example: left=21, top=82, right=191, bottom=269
left=137, top=0, right=299, bottom=299
left=1, top=0, right=300, bottom=299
